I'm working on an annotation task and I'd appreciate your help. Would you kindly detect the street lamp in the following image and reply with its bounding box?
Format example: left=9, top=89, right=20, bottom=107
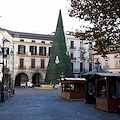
left=0, top=39, right=5, bottom=102
left=95, top=59, right=100, bottom=72
left=78, top=57, right=81, bottom=78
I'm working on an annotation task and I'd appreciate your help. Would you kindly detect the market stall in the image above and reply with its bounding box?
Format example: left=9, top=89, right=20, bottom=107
left=61, top=78, right=86, bottom=101
left=91, top=73, right=120, bottom=112
left=82, top=67, right=110, bottom=104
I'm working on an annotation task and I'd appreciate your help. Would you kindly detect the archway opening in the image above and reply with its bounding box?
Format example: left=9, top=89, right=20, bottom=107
left=32, top=73, right=41, bottom=86
left=15, top=73, right=28, bottom=87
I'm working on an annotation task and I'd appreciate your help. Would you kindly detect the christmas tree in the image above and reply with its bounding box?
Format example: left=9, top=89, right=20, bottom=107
left=45, top=10, right=74, bottom=83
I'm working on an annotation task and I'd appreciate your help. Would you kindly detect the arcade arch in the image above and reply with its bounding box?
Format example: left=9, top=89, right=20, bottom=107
left=15, top=73, right=28, bottom=87
left=32, top=73, right=41, bottom=86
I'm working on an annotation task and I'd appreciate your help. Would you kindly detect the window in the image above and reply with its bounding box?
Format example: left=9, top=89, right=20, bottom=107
left=32, top=40, right=35, bottom=42
left=19, top=58, right=24, bottom=69
left=97, top=80, right=106, bottom=98
left=89, top=63, right=92, bottom=71
left=71, top=63, right=73, bottom=70
left=20, top=39, right=24, bottom=41
left=70, top=41, right=74, bottom=49
left=89, top=53, right=92, bottom=61
left=80, top=63, right=83, bottom=72
left=30, top=46, right=37, bottom=55
left=41, top=41, right=45, bottom=43
left=48, top=47, right=51, bottom=56
left=41, top=59, right=45, bottom=69
left=109, top=81, right=120, bottom=98
left=31, top=59, right=35, bottom=68
left=18, top=45, right=25, bottom=54
left=2, top=47, right=9, bottom=57
left=105, top=60, right=108, bottom=66
left=71, top=53, right=73, bottom=60
left=80, top=53, right=83, bottom=60
left=115, top=59, right=119, bottom=66
left=39, top=47, right=46, bottom=56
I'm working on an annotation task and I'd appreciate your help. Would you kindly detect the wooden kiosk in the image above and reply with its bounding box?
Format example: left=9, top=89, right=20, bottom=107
left=90, top=73, right=120, bottom=112
left=61, top=78, right=86, bottom=101
left=82, top=68, right=110, bottom=104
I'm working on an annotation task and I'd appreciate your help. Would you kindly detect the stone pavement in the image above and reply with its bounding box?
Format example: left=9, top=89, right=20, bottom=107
left=0, top=88, right=120, bottom=120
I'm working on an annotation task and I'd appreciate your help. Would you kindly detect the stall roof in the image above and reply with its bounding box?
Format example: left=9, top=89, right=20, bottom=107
left=64, top=78, right=86, bottom=81
left=84, top=68, right=111, bottom=76
left=90, top=73, right=120, bottom=79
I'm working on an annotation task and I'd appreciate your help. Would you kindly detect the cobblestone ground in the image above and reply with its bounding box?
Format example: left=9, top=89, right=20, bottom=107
left=0, top=88, right=120, bottom=120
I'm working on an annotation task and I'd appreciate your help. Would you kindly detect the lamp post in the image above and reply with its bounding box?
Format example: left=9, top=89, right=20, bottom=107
left=0, top=39, right=5, bottom=102
left=78, top=54, right=86, bottom=77
left=78, top=57, right=81, bottom=78
left=95, top=59, right=100, bottom=72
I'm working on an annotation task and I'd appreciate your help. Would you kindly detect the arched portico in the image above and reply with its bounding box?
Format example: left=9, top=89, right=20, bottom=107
left=32, top=73, right=41, bottom=86
left=15, top=72, right=28, bottom=87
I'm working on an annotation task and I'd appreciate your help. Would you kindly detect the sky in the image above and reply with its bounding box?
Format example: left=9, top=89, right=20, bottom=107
left=0, top=0, right=88, bottom=35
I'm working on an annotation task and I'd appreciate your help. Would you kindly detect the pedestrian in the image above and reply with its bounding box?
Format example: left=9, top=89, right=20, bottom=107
left=53, top=82, right=55, bottom=89
left=26, top=82, right=28, bottom=89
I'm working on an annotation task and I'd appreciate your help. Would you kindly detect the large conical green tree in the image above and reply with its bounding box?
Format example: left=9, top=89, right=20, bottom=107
left=45, top=10, right=74, bottom=83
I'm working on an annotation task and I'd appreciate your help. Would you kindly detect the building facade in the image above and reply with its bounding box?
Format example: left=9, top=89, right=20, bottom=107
left=0, top=29, right=14, bottom=99
left=93, top=53, right=120, bottom=73
left=66, top=35, right=94, bottom=77
left=2, top=29, right=94, bottom=86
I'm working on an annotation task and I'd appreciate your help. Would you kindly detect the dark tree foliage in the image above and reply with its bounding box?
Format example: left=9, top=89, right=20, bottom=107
left=68, top=0, right=120, bottom=56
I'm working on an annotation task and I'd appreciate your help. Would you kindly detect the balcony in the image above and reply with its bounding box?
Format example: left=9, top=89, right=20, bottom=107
left=70, top=57, right=76, bottom=62
left=69, top=46, right=76, bottom=50
left=17, top=52, right=50, bottom=57
left=79, top=46, right=85, bottom=51
left=29, top=66, right=47, bottom=71
left=18, top=65, right=26, bottom=69
left=88, top=47, right=94, bottom=52
left=73, top=69, right=80, bottom=73
left=4, top=67, right=10, bottom=74
left=88, top=58, right=93, bottom=63
left=103, top=65, right=110, bottom=70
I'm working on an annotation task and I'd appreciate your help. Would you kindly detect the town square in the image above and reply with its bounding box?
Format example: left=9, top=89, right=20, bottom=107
left=0, top=0, right=120, bottom=120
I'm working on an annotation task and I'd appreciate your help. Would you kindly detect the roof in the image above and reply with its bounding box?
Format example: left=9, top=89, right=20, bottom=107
left=64, top=78, right=86, bottom=81
left=1, top=28, right=54, bottom=41
left=61, top=77, right=86, bottom=83
left=84, top=68, right=111, bottom=76
left=92, top=73, right=120, bottom=77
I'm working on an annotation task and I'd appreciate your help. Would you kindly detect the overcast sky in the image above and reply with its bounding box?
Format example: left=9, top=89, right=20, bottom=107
left=0, top=0, right=89, bottom=34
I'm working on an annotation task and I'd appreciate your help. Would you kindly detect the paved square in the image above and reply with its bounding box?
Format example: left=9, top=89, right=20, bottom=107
left=0, top=88, right=119, bottom=120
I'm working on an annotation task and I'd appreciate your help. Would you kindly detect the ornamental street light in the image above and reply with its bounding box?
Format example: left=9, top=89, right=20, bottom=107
left=0, top=39, right=5, bottom=102
left=95, top=59, right=101, bottom=72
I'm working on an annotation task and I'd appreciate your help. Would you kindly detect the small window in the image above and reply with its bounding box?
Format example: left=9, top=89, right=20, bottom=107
left=41, top=41, right=45, bottom=43
left=20, top=39, right=24, bottom=41
left=70, top=41, right=74, bottom=48
left=105, top=60, right=108, bottom=66
left=97, top=80, right=106, bottom=98
left=31, top=59, right=35, bottom=68
left=50, top=42, right=53, bottom=44
left=32, top=40, right=35, bottom=42
left=41, top=59, right=45, bottom=69
left=115, top=59, right=119, bottom=66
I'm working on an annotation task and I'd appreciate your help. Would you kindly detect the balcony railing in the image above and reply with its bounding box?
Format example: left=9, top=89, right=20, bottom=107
left=29, top=66, right=47, bottom=70
left=88, top=58, right=93, bottom=63
left=73, top=69, right=80, bottom=73
left=17, top=52, right=50, bottom=56
left=80, top=46, right=85, bottom=51
left=70, top=57, right=76, bottom=61
left=103, top=65, right=110, bottom=70
left=69, top=46, right=76, bottom=50
left=18, top=65, right=26, bottom=69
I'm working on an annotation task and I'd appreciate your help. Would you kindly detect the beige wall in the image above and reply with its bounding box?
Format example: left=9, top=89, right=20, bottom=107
left=93, top=53, right=120, bottom=73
